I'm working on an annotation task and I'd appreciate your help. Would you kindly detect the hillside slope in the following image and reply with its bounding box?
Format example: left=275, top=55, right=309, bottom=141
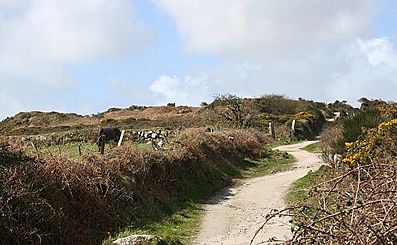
left=0, top=106, right=206, bottom=135
left=0, top=96, right=334, bottom=136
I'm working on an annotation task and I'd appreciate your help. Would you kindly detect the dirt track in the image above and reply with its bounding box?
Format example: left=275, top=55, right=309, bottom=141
left=192, top=141, right=323, bottom=245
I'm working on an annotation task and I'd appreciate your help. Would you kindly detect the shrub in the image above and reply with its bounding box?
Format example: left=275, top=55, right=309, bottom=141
left=343, top=119, right=397, bottom=166
left=319, top=123, right=344, bottom=156
left=274, top=124, right=291, bottom=141
left=258, top=95, right=329, bottom=117
left=320, top=108, right=384, bottom=156
left=379, top=104, right=397, bottom=120
left=294, top=111, right=315, bottom=122
left=200, top=102, right=208, bottom=107
left=288, top=119, right=397, bottom=244
left=341, top=108, right=382, bottom=144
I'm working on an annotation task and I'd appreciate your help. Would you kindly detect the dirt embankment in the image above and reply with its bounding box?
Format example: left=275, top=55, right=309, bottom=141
left=193, top=141, right=323, bottom=245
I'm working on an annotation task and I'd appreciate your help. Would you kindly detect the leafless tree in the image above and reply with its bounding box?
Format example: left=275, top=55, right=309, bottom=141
left=209, top=94, right=259, bottom=128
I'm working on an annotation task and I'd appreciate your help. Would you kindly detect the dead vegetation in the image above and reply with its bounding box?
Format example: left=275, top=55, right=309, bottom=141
left=286, top=122, right=397, bottom=244
left=0, top=128, right=269, bottom=244
left=287, top=163, right=397, bottom=244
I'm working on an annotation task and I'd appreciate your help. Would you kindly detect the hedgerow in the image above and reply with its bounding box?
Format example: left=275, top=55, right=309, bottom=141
left=0, top=128, right=269, bottom=244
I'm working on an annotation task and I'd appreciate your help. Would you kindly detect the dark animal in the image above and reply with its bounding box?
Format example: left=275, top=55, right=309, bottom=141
left=206, top=127, right=214, bottom=133
left=97, top=128, right=121, bottom=150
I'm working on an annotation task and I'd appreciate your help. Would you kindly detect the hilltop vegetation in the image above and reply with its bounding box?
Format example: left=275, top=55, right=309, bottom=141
left=0, top=106, right=202, bottom=135
left=0, top=95, right=333, bottom=142
left=0, top=111, right=87, bottom=135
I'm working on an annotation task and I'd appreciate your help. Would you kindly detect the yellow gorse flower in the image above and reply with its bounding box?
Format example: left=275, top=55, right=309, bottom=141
left=378, top=119, right=397, bottom=132
left=343, top=118, right=397, bottom=166
left=379, top=104, right=397, bottom=120
left=294, top=111, right=315, bottom=122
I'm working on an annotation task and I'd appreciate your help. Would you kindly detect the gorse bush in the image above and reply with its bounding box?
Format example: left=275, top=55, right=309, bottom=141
left=320, top=108, right=384, bottom=155
left=327, top=100, right=355, bottom=114
left=289, top=119, right=397, bottom=244
left=288, top=100, right=397, bottom=244
left=207, top=94, right=329, bottom=139
left=341, top=108, right=383, bottom=144
left=258, top=95, right=329, bottom=117
left=343, top=119, right=397, bottom=166
left=291, top=112, right=325, bottom=140
left=0, top=128, right=269, bottom=244
left=294, top=111, right=315, bottom=122
left=379, top=103, right=397, bottom=120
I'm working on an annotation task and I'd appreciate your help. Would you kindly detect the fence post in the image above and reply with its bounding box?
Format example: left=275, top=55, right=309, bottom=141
left=100, top=135, right=105, bottom=155
left=291, top=119, right=296, bottom=138
left=268, top=122, right=275, bottom=139
left=117, top=130, right=125, bottom=147
left=30, top=141, right=39, bottom=158
left=78, top=144, right=82, bottom=156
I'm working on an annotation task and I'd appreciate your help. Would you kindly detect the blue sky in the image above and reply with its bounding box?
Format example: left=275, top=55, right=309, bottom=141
left=0, top=0, right=396, bottom=119
left=66, top=0, right=219, bottom=112
left=373, top=0, right=397, bottom=37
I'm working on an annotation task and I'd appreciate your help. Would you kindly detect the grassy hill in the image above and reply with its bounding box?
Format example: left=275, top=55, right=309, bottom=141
left=0, top=96, right=335, bottom=138
left=0, top=105, right=207, bottom=135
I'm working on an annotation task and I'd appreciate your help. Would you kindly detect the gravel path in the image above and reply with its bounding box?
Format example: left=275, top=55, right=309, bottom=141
left=192, top=141, right=323, bottom=245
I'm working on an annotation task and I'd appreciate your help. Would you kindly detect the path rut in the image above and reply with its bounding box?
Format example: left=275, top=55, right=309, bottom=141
left=192, top=141, right=323, bottom=245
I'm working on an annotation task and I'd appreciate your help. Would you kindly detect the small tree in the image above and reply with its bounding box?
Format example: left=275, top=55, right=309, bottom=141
left=209, top=94, right=259, bottom=128
left=359, top=97, right=386, bottom=110
left=200, top=101, right=208, bottom=107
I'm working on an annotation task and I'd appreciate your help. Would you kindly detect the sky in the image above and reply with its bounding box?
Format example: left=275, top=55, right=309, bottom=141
left=0, top=0, right=396, bottom=119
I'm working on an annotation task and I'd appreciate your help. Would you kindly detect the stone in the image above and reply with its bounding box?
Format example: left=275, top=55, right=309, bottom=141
left=112, top=234, right=161, bottom=245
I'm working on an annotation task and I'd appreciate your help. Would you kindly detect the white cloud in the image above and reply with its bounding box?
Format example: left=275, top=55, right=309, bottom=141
left=150, top=75, right=182, bottom=99
left=358, top=37, right=397, bottom=66
left=155, top=0, right=376, bottom=57
left=0, top=0, right=150, bottom=118
left=0, top=0, right=394, bottom=120
left=328, top=37, right=397, bottom=105
left=150, top=74, right=211, bottom=105
left=0, top=0, right=149, bottom=84
left=155, top=37, right=397, bottom=107
left=106, top=76, right=158, bottom=107
left=154, top=0, right=397, bottom=106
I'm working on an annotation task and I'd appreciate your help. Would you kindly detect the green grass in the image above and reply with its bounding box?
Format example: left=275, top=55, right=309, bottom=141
left=302, top=142, right=321, bottom=153
left=244, top=150, right=295, bottom=178
left=267, top=139, right=304, bottom=149
left=26, top=142, right=98, bottom=160
left=132, top=141, right=153, bottom=150
left=287, top=165, right=329, bottom=206
left=103, top=149, right=296, bottom=245
left=103, top=172, right=222, bottom=245
left=26, top=141, right=154, bottom=160
left=286, top=166, right=331, bottom=230
left=104, top=202, right=202, bottom=245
